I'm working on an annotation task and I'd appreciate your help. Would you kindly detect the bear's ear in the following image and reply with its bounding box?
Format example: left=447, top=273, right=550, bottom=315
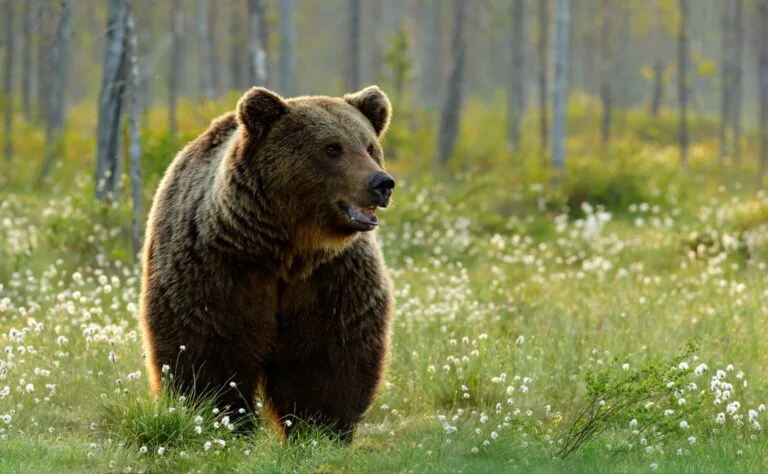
left=344, top=86, right=392, bottom=137
left=236, top=87, right=289, bottom=140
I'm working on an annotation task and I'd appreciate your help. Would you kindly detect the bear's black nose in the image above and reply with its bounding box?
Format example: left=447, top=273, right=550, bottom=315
left=369, top=172, right=395, bottom=207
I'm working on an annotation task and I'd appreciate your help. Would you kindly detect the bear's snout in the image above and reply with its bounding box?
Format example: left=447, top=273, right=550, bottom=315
left=368, top=172, right=395, bottom=208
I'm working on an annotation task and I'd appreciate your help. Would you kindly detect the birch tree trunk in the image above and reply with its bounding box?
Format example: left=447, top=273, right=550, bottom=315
left=21, top=0, right=32, bottom=122
left=422, top=0, right=440, bottom=109
left=551, top=0, right=569, bottom=174
left=719, top=1, right=733, bottom=166
left=347, top=0, right=361, bottom=91
left=506, top=0, right=527, bottom=151
left=39, top=0, right=74, bottom=182
left=599, top=0, right=612, bottom=146
left=434, top=0, right=467, bottom=165
left=279, top=0, right=296, bottom=96
left=126, top=11, right=143, bottom=258
left=208, top=1, right=219, bottom=94
left=248, top=0, right=268, bottom=87
left=538, top=0, right=549, bottom=149
left=759, top=0, right=768, bottom=177
left=3, top=0, right=15, bottom=163
left=678, top=0, right=690, bottom=168
left=36, top=1, right=50, bottom=121
left=733, top=0, right=744, bottom=166
left=94, top=0, right=129, bottom=201
left=168, top=0, right=182, bottom=137
left=649, top=0, right=664, bottom=117
left=196, top=0, right=214, bottom=100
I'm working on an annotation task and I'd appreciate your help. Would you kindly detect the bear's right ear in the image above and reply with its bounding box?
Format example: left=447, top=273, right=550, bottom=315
left=236, top=87, right=289, bottom=140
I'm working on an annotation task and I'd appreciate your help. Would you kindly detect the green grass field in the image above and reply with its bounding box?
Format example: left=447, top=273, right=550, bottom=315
left=3, top=103, right=768, bottom=472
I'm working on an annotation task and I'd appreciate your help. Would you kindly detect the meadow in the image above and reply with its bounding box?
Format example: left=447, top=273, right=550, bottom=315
left=2, top=97, right=768, bottom=473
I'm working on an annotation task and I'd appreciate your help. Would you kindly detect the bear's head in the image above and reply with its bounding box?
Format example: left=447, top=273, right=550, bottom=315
left=234, top=85, right=394, bottom=251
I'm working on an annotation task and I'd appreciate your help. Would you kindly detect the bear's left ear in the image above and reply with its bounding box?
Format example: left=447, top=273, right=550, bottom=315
left=236, top=87, right=289, bottom=141
left=344, top=86, right=392, bottom=137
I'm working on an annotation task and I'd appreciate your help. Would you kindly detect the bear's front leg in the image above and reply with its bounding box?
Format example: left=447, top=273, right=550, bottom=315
left=263, top=333, right=388, bottom=442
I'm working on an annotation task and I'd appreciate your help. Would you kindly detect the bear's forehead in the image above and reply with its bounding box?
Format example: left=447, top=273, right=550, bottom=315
left=285, top=98, right=375, bottom=138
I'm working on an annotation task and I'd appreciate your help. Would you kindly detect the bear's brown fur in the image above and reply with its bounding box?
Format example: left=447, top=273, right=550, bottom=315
left=139, top=86, right=394, bottom=441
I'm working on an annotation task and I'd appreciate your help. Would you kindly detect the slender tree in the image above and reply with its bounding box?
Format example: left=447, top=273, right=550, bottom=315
left=208, top=0, right=219, bottom=94
left=230, top=3, right=246, bottom=91
left=126, top=10, right=143, bottom=258
left=599, top=0, right=613, bottom=146
left=678, top=0, right=690, bottom=168
left=36, top=1, right=50, bottom=121
left=422, top=0, right=441, bottom=109
left=94, top=0, right=129, bottom=200
left=649, top=0, right=664, bottom=118
left=733, top=0, right=744, bottom=166
left=759, top=0, right=768, bottom=177
left=434, top=0, right=467, bottom=165
left=507, top=0, right=528, bottom=151
left=537, top=0, right=549, bottom=149
left=551, top=0, right=569, bottom=175
left=3, top=0, right=15, bottom=163
left=719, top=1, right=734, bottom=166
left=279, top=0, right=296, bottom=96
left=169, top=0, right=182, bottom=137
left=39, top=0, right=74, bottom=182
left=248, top=0, right=269, bottom=87
left=21, top=0, right=33, bottom=121
left=347, top=0, right=361, bottom=91
left=197, top=0, right=214, bottom=100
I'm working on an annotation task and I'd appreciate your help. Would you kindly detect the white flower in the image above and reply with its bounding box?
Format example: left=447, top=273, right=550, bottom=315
left=203, top=441, right=212, bottom=451
left=678, top=398, right=686, bottom=406
left=629, top=419, right=638, bottom=428
left=161, top=364, right=171, bottom=375
left=664, top=409, right=674, bottom=417
left=687, top=436, right=696, bottom=445
left=749, top=409, right=758, bottom=421
left=285, top=419, right=293, bottom=427
left=471, top=447, right=479, bottom=454
left=649, top=463, right=659, bottom=471
left=726, top=364, right=734, bottom=372
left=194, top=415, right=203, bottom=425
left=679, top=420, right=689, bottom=430
left=229, top=382, right=236, bottom=388
left=139, top=445, right=148, bottom=454
left=515, top=335, right=524, bottom=346
left=622, top=363, right=630, bottom=371
left=157, top=446, right=165, bottom=455
left=490, top=431, right=498, bottom=440
left=716, top=413, right=726, bottom=424
left=760, top=404, right=766, bottom=412
left=694, top=364, right=708, bottom=376
left=678, top=362, right=689, bottom=371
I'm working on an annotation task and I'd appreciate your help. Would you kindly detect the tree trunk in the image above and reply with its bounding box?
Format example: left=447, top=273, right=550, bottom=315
left=537, top=0, right=549, bottom=149
left=21, top=0, right=32, bottom=122
left=230, top=3, right=245, bottom=91
left=127, top=10, right=143, bottom=259
left=506, top=0, right=527, bottom=151
left=347, top=0, right=361, bottom=91
left=4, top=0, right=15, bottom=163
left=169, top=0, right=182, bottom=138
left=94, top=0, right=129, bottom=200
left=551, top=0, right=569, bottom=175
left=649, top=0, right=664, bottom=118
left=248, top=0, right=269, bottom=87
left=760, top=0, right=768, bottom=177
left=208, top=0, right=219, bottom=95
left=434, top=0, right=467, bottom=165
left=599, top=0, right=612, bottom=146
left=678, top=0, right=689, bottom=168
left=38, top=0, right=74, bottom=182
left=279, top=0, right=296, bottom=96
left=733, top=0, right=743, bottom=166
left=197, top=0, right=214, bottom=100
left=36, top=1, right=50, bottom=121
left=422, top=0, right=440, bottom=109
left=719, top=1, right=733, bottom=166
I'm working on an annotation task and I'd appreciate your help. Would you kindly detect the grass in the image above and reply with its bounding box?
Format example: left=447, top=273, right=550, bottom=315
left=3, top=97, right=768, bottom=472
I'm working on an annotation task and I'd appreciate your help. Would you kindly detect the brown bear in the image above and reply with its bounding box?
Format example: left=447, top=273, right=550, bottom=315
left=139, top=85, right=394, bottom=442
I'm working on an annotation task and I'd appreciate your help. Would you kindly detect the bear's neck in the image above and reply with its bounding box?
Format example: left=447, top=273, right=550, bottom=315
left=198, top=135, right=340, bottom=281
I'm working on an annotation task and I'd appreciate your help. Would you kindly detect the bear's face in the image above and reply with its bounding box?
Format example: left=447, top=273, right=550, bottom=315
left=234, top=86, right=394, bottom=250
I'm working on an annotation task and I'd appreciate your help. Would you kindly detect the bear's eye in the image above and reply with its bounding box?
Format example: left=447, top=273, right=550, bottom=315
left=367, top=144, right=375, bottom=156
left=325, top=144, right=343, bottom=157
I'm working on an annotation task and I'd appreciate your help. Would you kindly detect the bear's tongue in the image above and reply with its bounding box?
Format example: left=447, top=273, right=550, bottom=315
left=349, top=206, right=378, bottom=226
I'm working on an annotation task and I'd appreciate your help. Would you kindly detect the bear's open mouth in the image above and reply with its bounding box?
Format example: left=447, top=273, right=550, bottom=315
left=339, top=202, right=379, bottom=229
